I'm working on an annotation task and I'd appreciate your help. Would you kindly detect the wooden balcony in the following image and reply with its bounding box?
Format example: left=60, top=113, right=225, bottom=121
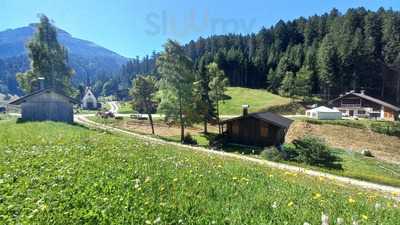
left=340, top=104, right=361, bottom=108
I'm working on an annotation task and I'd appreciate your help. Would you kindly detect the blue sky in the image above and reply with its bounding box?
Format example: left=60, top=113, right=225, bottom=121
left=1, top=0, right=399, bottom=58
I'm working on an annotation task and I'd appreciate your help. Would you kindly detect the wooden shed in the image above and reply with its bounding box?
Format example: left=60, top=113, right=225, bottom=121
left=220, top=109, right=293, bottom=147
left=8, top=88, right=80, bottom=124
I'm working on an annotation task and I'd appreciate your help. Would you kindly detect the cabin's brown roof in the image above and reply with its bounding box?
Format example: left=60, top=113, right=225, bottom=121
left=329, top=92, right=400, bottom=111
left=8, top=88, right=80, bottom=105
left=221, top=111, right=293, bottom=128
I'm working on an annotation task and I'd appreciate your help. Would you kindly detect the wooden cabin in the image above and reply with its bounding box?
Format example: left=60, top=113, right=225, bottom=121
left=8, top=88, right=80, bottom=124
left=220, top=107, right=293, bottom=147
left=329, top=90, right=400, bottom=121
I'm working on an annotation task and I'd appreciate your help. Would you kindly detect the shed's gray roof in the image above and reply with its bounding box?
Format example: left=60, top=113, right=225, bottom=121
left=329, top=92, right=400, bottom=111
left=221, top=111, right=293, bottom=128
left=8, top=88, right=80, bottom=105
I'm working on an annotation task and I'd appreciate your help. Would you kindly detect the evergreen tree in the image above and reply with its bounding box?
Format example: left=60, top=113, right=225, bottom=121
left=317, top=34, right=340, bottom=100
left=130, top=75, right=158, bottom=135
left=196, top=53, right=216, bottom=133
left=16, top=15, right=74, bottom=94
left=157, top=40, right=198, bottom=142
left=295, top=66, right=312, bottom=100
left=280, top=71, right=295, bottom=99
left=208, top=62, right=228, bottom=134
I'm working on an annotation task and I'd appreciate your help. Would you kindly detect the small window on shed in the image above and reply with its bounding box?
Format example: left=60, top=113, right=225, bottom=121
left=260, top=126, right=269, bottom=137
left=232, top=123, right=239, bottom=135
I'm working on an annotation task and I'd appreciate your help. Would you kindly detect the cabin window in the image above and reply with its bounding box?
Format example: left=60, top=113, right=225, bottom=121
left=260, top=126, right=268, bottom=137
left=232, top=123, right=239, bottom=135
left=358, top=110, right=366, bottom=115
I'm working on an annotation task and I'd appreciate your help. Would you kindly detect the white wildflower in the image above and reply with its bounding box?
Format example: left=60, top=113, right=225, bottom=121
left=153, top=217, right=161, bottom=224
left=321, top=213, right=329, bottom=225
left=336, top=218, right=344, bottom=225
left=271, top=201, right=278, bottom=209
left=352, top=219, right=359, bottom=225
left=374, top=203, right=382, bottom=210
left=303, top=222, right=311, bottom=225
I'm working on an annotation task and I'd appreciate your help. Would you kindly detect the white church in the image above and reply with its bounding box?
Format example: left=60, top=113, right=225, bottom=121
left=81, top=87, right=99, bottom=110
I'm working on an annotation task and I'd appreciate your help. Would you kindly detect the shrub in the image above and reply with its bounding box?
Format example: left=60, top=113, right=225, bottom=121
left=292, top=136, right=341, bottom=168
left=303, top=119, right=366, bottom=129
left=370, top=122, right=400, bottom=137
left=260, top=147, right=284, bottom=162
left=183, top=133, right=198, bottom=145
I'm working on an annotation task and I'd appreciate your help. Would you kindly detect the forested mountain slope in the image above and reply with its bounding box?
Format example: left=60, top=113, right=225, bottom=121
left=0, top=24, right=128, bottom=95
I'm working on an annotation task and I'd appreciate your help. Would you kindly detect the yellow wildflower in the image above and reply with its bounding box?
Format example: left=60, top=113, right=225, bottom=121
left=313, top=193, right=322, bottom=199
left=288, top=201, right=294, bottom=207
left=173, top=178, right=178, bottom=182
left=348, top=197, right=356, bottom=203
left=362, top=215, right=368, bottom=220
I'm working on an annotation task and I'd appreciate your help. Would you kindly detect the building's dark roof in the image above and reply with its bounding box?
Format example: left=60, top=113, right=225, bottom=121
left=221, top=111, right=293, bottom=128
left=329, top=92, right=400, bottom=111
left=8, top=88, right=80, bottom=105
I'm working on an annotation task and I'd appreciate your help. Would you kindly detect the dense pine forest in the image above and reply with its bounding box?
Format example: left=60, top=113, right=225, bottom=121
left=111, top=7, right=400, bottom=103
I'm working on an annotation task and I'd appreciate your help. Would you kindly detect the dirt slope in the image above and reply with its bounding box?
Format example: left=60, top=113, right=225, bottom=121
left=287, top=121, right=400, bottom=164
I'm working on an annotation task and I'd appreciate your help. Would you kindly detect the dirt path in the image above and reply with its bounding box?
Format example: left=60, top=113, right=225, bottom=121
left=75, top=115, right=400, bottom=200
left=108, top=101, right=119, bottom=114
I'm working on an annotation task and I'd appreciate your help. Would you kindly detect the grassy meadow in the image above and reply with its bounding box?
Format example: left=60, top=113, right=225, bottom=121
left=117, top=102, right=133, bottom=114
left=89, top=115, right=400, bottom=188
left=279, top=148, right=400, bottom=187
left=212, top=87, right=292, bottom=115
left=0, top=120, right=399, bottom=224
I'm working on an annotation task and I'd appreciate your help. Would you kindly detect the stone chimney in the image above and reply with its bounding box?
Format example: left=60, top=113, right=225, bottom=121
left=242, top=105, right=249, bottom=116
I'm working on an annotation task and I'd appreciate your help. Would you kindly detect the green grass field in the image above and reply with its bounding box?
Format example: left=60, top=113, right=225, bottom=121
left=88, top=116, right=400, bottom=187
left=1, top=120, right=399, bottom=224
left=219, top=87, right=291, bottom=115
left=117, top=102, right=133, bottom=114
left=280, top=148, right=400, bottom=187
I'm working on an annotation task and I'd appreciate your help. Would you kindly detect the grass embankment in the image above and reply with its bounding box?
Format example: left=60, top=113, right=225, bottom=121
left=116, top=87, right=303, bottom=115
left=218, top=87, right=291, bottom=115
left=278, top=148, right=400, bottom=187
left=1, top=121, right=399, bottom=224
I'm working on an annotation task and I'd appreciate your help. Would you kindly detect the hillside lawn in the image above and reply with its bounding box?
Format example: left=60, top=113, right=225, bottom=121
left=219, top=87, right=291, bottom=115
left=115, top=87, right=300, bottom=116
left=92, top=116, right=400, bottom=187
left=1, top=120, right=399, bottom=224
